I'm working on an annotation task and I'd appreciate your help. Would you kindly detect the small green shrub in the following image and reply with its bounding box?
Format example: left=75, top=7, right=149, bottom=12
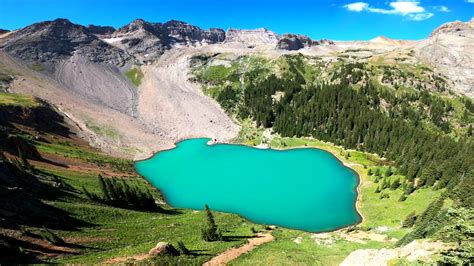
left=125, top=68, right=144, bottom=87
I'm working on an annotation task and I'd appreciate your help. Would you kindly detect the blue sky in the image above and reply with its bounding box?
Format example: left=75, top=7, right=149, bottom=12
left=0, top=0, right=472, bottom=40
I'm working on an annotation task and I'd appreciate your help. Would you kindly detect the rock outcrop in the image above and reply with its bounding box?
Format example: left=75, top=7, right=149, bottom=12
left=164, top=20, right=225, bottom=45
left=415, top=17, right=474, bottom=97
left=106, top=19, right=169, bottom=62
left=0, top=18, right=132, bottom=69
left=276, top=34, right=335, bottom=50
left=341, top=240, right=448, bottom=266
left=148, top=242, right=180, bottom=257
left=108, top=19, right=225, bottom=62
left=225, top=28, right=278, bottom=47
left=276, top=34, right=315, bottom=50
left=430, top=18, right=474, bottom=37
left=87, top=24, right=115, bottom=36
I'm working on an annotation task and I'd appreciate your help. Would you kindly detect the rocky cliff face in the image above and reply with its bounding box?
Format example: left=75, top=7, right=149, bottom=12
left=87, top=24, right=115, bottom=36
left=107, top=19, right=170, bottom=62
left=0, top=18, right=132, bottom=69
left=276, top=34, right=335, bottom=50
left=0, top=18, right=337, bottom=66
left=108, top=19, right=225, bottom=62
left=225, top=28, right=278, bottom=47
left=415, top=18, right=474, bottom=97
left=430, top=18, right=474, bottom=37
left=164, top=20, right=225, bottom=44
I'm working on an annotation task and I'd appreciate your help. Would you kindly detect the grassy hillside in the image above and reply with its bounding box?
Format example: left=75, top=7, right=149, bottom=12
left=0, top=92, right=40, bottom=107
left=0, top=92, right=261, bottom=264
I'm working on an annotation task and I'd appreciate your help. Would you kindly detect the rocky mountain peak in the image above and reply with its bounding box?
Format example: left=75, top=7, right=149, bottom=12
left=276, top=34, right=334, bottom=50
left=0, top=18, right=133, bottom=69
left=87, top=24, right=115, bottom=36
left=430, top=18, right=474, bottom=37
left=370, top=36, right=413, bottom=46
left=163, top=19, right=191, bottom=27
left=115, top=18, right=162, bottom=36
left=163, top=20, right=225, bottom=44
left=225, top=28, right=278, bottom=46
left=107, top=19, right=226, bottom=62
left=25, top=18, right=91, bottom=40
left=415, top=17, right=474, bottom=97
left=0, top=18, right=96, bottom=63
left=276, top=34, right=315, bottom=50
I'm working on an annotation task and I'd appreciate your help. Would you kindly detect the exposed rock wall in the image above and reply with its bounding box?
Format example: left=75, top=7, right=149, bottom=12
left=415, top=18, right=474, bottom=97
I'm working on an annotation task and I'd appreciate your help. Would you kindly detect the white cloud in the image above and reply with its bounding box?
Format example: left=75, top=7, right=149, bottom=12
left=344, top=2, right=369, bottom=12
left=466, top=0, right=474, bottom=3
left=434, top=6, right=451, bottom=12
left=389, top=2, right=425, bottom=14
left=408, top=12, right=434, bottom=21
left=343, top=1, right=434, bottom=21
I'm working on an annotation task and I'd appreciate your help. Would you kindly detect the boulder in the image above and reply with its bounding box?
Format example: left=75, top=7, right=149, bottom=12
left=148, top=242, right=180, bottom=257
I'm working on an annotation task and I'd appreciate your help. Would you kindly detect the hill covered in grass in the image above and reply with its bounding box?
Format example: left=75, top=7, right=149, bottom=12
left=0, top=91, right=261, bottom=264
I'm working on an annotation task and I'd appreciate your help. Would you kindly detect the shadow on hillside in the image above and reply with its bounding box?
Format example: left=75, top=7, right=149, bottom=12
left=187, top=249, right=213, bottom=256
left=158, top=208, right=182, bottom=215
left=222, top=235, right=254, bottom=242
left=0, top=157, right=92, bottom=231
left=0, top=235, right=45, bottom=264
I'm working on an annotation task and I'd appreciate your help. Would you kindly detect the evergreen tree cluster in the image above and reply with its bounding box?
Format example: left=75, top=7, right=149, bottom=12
left=208, top=56, right=473, bottom=257
left=83, top=175, right=158, bottom=211
left=218, top=70, right=472, bottom=194
left=398, top=177, right=473, bottom=250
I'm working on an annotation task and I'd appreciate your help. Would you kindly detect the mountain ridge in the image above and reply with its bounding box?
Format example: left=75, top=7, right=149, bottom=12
left=0, top=17, right=472, bottom=158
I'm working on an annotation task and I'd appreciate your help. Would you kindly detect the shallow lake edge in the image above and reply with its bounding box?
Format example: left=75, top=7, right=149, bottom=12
left=134, top=137, right=363, bottom=233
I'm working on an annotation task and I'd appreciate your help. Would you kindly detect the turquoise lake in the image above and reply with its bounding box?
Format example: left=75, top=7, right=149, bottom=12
left=135, top=138, right=361, bottom=232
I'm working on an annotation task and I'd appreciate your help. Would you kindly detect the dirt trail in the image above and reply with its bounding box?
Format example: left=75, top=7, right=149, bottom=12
left=203, top=231, right=275, bottom=266
left=102, top=230, right=274, bottom=265
left=104, top=254, right=149, bottom=264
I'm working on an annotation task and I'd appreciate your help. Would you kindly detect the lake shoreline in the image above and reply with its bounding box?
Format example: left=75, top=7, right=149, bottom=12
left=250, top=142, right=365, bottom=230
left=134, top=137, right=364, bottom=233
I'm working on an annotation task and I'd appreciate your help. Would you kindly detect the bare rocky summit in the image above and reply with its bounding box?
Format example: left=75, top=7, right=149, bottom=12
left=430, top=18, right=474, bottom=37
left=87, top=24, right=115, bottom=36
left=107, top=19, right=225, bottom=62
left=0, top=18, right=132, bottom=70
left=225, top=28, right=278, bottom=47
left=370, top=36, right=415, bottom=47
left=415, top=18, right=474, bottom=97
left=276, top=34, right=334, bottom=50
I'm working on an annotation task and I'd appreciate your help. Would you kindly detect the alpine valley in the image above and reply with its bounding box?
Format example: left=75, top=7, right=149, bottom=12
left=0, top=16, right=472, bottom=265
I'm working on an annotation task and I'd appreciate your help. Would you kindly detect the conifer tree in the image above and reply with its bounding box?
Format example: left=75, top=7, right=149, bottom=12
left=201, top=204, right=222, bottom=241
left=402, top=211, right=417, bottom=228
left=98, top=175, right=111, bottom=201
